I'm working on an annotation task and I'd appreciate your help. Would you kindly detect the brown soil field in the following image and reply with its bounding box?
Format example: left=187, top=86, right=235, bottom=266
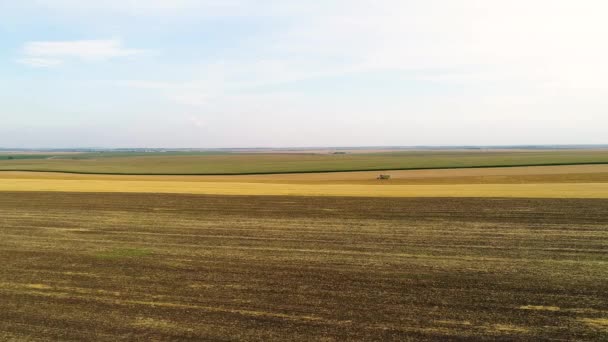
left=0, top=192, right=607, bottom=341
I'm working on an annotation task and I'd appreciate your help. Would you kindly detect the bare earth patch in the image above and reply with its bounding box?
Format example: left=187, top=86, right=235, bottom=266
left=0, top=192, right=606, bottom=340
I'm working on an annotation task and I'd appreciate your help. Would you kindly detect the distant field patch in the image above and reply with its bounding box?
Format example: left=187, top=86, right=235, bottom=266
left=0, top=150, right=607, bottom=175
left=3, top=164, right=608, bottom=184
left=0, top=154, right=58, bottom=160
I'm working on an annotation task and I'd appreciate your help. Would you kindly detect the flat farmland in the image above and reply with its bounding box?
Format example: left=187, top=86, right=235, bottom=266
left=1, top=150, right=608, bottom=175
left=1, top=165, right=608, bottom=198
left=1, top=192, right=607, bottom=341
left=5, top=164, right=608, bottom=184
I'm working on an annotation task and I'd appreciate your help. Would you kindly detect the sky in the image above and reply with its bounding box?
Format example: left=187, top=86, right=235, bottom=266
left=1, top=0, right=607, bottom=148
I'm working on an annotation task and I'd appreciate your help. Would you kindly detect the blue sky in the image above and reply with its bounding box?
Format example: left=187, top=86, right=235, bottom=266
left=1, top=0, right=607, bottom=148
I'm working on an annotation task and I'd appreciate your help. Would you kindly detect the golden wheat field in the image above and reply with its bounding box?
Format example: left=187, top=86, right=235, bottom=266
left=1, top=164, right=608, bottom=198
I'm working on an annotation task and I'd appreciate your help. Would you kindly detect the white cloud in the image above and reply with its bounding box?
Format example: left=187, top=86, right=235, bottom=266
left=18, top=39, right=146, bottom=67
left=25, top=0, right=207, bottom=11
left=15, top=0, right=271, bottom=15
left=117, top=80, right=217, bottom=107
left=257, top=0, right=608, bottom=91
left=16, top=57, right=63, bottom=68
left=118, top=1, right=608, bottom=106
left=188, top=115, right=206, bottom=128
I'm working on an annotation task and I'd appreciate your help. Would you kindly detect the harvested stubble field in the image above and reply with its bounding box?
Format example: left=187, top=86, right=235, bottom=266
left=1, top=165, right=608, bottom=198
left=0, top=192, right=607, bottom=341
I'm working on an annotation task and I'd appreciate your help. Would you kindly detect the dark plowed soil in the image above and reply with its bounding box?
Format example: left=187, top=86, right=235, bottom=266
left=0, top=192, right=607, bottom=341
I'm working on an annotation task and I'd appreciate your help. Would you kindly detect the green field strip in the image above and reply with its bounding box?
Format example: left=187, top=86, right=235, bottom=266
left=1, top=161, right=608, bottom=176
